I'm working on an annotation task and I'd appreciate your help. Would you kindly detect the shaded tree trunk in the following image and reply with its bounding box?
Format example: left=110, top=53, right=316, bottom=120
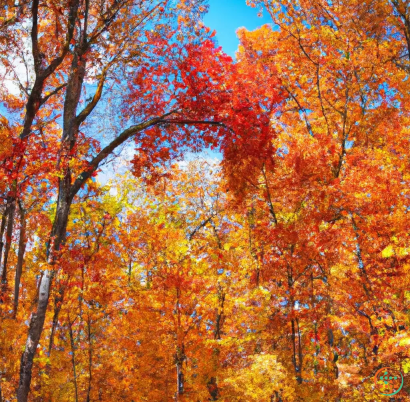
left=207, top=377, right=219, bottom=401
left=47, top=285, right=65, bottom=355
left=68, top=314, right=79, bottom=402
left=176, top=358, right=184, bottom=399
left=85, top=313, right=93, bottom=402
left=207, top=286, right=225, bottom=400
left=175, top=286, right=185, bottom=401
left=0, top=201, right=10, bottom=271
left=1, top=197, right=16, bottom=284
left=13, top=203, right=27, bottom=316
left=291, top=317, right=303, bottom=384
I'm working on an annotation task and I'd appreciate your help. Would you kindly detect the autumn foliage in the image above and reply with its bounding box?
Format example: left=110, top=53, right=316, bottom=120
left=0, top=0, right=410, bottom=401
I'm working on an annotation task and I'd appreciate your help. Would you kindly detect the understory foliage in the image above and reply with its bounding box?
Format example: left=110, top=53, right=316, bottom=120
left=0, top=0, right=410, bottom=401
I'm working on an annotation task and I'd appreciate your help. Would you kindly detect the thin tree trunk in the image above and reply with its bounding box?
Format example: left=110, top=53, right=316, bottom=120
left=291, top=318, right=303, bottom=384
left=207, top=286, right=224, bottom=400
left=296, top=317, right=303, bottom=380
left=128, top=258, right=132, bottom=284
left=48, top=285, right=65, bottom=355
left=175, top=287, right=185, bottom=401
left=13, top=204, right=27, bottom=316
left=68, top=314, right=79, bottom=402
left=0, top=202, right=10, bottom=271
left=176, top=357, right=184, bottom=400
left=207, top=377, right=219, bottom=401
left=86, top=313, right=93, bottom=402
left=1, top=197, right=16, bottom=284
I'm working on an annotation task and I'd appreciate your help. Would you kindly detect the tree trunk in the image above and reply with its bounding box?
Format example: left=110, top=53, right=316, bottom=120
left=17, top=34, right=87, bottom=399
left=176, top=359, right=184, bottom=400
left=1, top=197, right=16, bottom=284
left=68, top=314, right=79, bottom=402
left=17, top=186, right=72, bottom=401
left=0, top=202, right=10, bottom=271
left=17, top=269, right=52, bottom=401
left=291, top=318, right=303, bottom=384
left=85, top=314, right=93, bottom=402
left=207, top=286, right=224, bottom=400
left=13, top=204, right=27, bottom=316
left=47, top=285, right=65, bottom=355
left=207, top=377, right=219, bottom=401
left=14, top=0, right=81, bottom=391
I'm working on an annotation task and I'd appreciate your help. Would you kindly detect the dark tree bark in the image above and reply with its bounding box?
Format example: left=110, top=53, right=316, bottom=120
left=291, top=317, right=303, bottom=385
left=207, top=377, right=219, bottom=401
left=1, top=197, right=16, bottom=284
left=0, top=201, right=9, bottom=274
left=13, top=202, right=27, bottom=316
left=47, top=285, right=65, bottom=356
left=85, top=313, right=93, bottom=402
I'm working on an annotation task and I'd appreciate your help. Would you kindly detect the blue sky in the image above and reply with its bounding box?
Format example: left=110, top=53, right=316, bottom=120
left=203, top=0, right=272, bottom=58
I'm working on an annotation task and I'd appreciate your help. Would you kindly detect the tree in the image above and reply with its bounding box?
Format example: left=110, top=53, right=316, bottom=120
left=1, top=0, right=409, bottom=401
left=0, top=1, right=236, bottom=400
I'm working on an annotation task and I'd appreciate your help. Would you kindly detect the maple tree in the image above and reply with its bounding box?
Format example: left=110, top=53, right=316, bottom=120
left=0, top=0, right=410, bottom=401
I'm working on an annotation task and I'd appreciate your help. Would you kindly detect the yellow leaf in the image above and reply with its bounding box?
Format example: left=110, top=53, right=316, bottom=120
left=399, top=338, right=410, bottom=346
left=382, top=245, right=394, bottom=258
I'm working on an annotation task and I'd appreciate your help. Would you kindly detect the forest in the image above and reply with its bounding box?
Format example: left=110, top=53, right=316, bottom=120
left=0, top=0, right=409, bottom=400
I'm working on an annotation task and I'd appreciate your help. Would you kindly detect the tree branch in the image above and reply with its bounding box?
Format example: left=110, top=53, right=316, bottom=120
left=158, top=119, right=235, bottom=134
left=70, top=111, right=177, bottom=198
left=31, top=0, right=40, bottom=74
left=188, top=216, right=213, bottom=241
left=70, top=113, right=233, bottom=199
left=40, top=83, right=67, bottom=106
left=283, top=85, right=314, bottom=137
left=76, top=69, right=108, bottom=126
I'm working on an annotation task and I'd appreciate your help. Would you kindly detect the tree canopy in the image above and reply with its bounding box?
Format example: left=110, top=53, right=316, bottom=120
left=0, top=0, right=409, bottom=401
